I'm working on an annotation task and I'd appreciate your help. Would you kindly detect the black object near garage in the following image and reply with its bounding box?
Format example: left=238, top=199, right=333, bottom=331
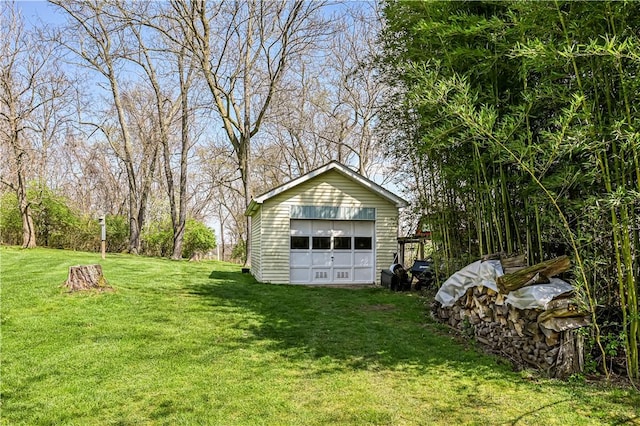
left=381, top=259, right=435, bottom=291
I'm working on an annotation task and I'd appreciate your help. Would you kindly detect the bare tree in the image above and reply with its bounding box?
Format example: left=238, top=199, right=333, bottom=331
left=259, top=4, right=388, bottom=181
left=0, top=3, right=71, bottom=248
left=323, top=3, right=387, bottom=178
left=194, top=141, right=245, bottom=260
left=61, top=134, right=128, bottom=216
left=118, top=3, right=200, bottom=259
left=263, top=59, right=339, bottom=177
left=51, top=0, right=163, bottom=253
left=169, top=0, right=328, bottom=263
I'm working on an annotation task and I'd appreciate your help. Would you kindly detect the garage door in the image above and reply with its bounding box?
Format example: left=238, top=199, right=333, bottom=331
left=290, top=220, right=374, bottom=284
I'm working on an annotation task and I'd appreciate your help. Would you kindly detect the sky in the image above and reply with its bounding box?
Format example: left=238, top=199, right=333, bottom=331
left=16, top=1, right=66, bottom=26
left=15, top=0, right=369, bottom=25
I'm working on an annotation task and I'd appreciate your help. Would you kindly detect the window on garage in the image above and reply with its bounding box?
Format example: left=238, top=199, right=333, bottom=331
left=312, top=236, right=331, bottom=249
left=290, top=236, right=309, bottom=249
left=334, top=237, right=351, bottom=250
left=354, top=237, right=372, bottom=250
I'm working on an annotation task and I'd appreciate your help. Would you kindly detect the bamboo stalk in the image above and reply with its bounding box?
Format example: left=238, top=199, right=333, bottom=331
left=608, top=7, right=640, bottom=380
left=620, top=204, right=639, bottom=379
left=500, top=165, right=514, bottom=254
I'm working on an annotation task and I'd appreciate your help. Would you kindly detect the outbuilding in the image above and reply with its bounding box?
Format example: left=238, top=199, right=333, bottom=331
left=244, top=161, right=407, bottom=285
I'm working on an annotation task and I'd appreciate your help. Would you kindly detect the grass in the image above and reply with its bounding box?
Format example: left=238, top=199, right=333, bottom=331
left=0, top=246, right=638, bottom=425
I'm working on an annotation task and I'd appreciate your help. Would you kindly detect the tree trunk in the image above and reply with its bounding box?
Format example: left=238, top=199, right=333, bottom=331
left=129, top=216, right=140, bottom=254
left=63, top=264, right=112, bottom=292
left=20, top=201, right=36, bottom=248
left=220, top=216, right=226, bottom=261
left=171, top=50, right=191, bottom=260
left=17, top=170, right=36, bottom=248
left=555, top=329, right=584, bottom=378
left=239, top=136, right=252, bottom=267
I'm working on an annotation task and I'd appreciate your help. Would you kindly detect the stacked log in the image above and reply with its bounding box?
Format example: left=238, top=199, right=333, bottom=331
left=496, top=255, right=570, bottom=293
left=432, top=255, right=589, bottom=378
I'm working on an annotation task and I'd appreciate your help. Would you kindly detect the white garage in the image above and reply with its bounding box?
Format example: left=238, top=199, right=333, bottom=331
left=244, top=161, right=407, bottom=285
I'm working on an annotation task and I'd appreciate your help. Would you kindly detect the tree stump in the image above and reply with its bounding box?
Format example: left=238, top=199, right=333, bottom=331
left=63, top=264, right=112, bottom=292
left=554, top=329, right=584, bottom=378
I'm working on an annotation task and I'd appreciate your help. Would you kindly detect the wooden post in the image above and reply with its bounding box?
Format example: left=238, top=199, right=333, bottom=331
left=99, top=215, right=106, bottom=259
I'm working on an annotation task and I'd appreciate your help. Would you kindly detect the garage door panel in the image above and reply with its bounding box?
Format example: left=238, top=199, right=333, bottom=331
left=290, top=220, right=311, bottom=235
left=333, top=252, right=352, bottom=267
left=332, top=222, right=352, bottom=236
left=312, top=269, right=330, bottom=281
left=354, top=252, right=373, bottom=266
left=290, top=252, right=311, bottom=267
left=354, top=221, right=374, bottom=236
left=354, top=267, right=373, bottom=281
left=290, top=268, right=311, bottom=283
left=312, top=221, right=332, bottom=235
left=333, top=268, right=352, bottom=281
left=312, top=252, right=332, bottom=266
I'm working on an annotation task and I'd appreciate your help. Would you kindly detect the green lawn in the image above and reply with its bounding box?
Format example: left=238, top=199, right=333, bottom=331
left=1, top=247, right=638, bottom=425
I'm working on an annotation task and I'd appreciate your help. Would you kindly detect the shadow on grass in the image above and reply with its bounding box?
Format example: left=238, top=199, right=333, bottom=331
left=192, top=270, right=505, bottom=376
left=193, top=269, right=640, bottom=423
left=507, top=399, right=571, bottom=425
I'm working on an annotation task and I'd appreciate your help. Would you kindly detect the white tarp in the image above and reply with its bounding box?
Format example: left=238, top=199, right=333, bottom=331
left=434, top=260, right=503, bottom=307
left=505, top=278, right=575, bottom=310
left=435, top=260, right=576, bottom=310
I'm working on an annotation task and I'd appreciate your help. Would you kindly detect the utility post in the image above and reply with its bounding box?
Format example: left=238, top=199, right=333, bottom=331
left=99, top=215, right=106, bottom=259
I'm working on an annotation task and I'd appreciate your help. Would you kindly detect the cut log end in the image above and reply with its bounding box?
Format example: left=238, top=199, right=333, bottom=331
left=63, top=264, right=112, bottom=292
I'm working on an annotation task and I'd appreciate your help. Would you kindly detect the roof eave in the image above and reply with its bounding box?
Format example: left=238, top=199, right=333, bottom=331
left=244, top=199, right=260, bottom=217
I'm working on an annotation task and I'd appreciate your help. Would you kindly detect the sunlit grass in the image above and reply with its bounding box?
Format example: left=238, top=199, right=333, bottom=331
left=1, top=246, right=638, bottom=425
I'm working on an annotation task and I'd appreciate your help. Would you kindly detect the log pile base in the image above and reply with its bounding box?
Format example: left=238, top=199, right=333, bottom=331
left=432, top=255, right=588, bottom=378
left=63, top=264, right=112, bottom=292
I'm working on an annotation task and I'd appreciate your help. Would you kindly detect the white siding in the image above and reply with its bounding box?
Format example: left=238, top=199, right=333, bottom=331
left=259, top=202, right=291, bottom=283
left=250, top=208, right=262, bottom=281
left=255, top=169, right=399, bottom=285
left=375, top=204, right=400, bottom=276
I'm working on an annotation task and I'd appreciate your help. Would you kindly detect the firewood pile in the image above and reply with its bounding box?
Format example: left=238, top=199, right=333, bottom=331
left=432, top=254, right=590, bottom=377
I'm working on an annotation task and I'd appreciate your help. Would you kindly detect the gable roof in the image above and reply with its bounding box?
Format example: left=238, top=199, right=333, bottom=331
left=245, top=161, right=408, bottom=216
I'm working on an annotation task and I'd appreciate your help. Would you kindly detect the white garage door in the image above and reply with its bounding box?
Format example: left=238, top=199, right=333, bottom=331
left=290, top=219, right=375, bottom=284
